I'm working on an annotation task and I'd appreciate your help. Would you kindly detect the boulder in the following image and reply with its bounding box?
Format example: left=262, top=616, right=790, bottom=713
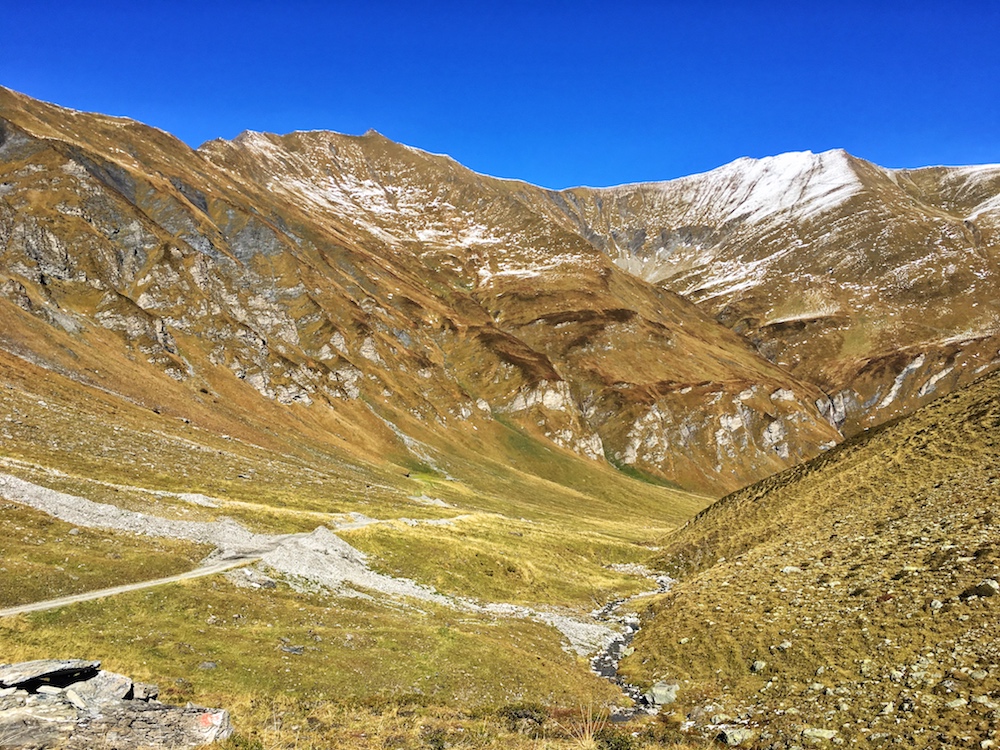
left=644, top=681, right=679, bottom=706
left=973, top=579, right=1000, bottom=597
left=0, top=659, right=100, bottom=689
left=802, top=727, right=838, bottom=742
left=65, top=670, right=133, bottom=706
left=0, top=659, right=231, bottom=749
left=717, top=727, right=756, bottom=746
left=133, top=682, right=159, bottom=701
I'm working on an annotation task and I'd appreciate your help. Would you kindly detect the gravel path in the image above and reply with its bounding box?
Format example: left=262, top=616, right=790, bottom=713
left=0, top=557, right=255, bottom=618
left=0, top=472, right=617, bottom=655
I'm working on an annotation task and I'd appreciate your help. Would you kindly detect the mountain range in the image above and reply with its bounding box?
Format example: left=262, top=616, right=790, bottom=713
left=2, top=86, right=997, bottom=497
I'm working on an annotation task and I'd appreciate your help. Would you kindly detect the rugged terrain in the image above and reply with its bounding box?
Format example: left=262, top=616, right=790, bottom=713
left=623, top=368, right=1000, bottom=748
left=1, top=85, right=1000, bottom=748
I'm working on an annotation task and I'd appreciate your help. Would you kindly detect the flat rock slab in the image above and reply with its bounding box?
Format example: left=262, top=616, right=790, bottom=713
left=64, top=702, right=233, bottom=749
left=65, top=670, right=133, bottom=706
left=0, top=660, right=100, bottom=689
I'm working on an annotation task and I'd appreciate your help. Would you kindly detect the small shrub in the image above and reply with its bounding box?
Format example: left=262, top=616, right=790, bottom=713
left=219, top=735, right=264, bottom=750
left=421, top=726, right=449, bottom=749
left=595, top=726, right=640, bottom=750
left=498, top=701, right=549, bottom=735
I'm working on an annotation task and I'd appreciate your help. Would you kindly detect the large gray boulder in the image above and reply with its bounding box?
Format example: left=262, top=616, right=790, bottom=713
left=643, top=680, right=680, bottom=705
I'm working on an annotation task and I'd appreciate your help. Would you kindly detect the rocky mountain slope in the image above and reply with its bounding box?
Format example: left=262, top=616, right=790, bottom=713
left=8, top=87, right=997, bottom=496
left=548, top=150, right=1000, bottom=437
left=622, top=368, right=1000, bottom=747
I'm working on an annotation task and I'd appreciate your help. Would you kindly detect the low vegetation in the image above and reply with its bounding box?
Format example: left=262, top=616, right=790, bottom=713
left=622, top=369, right=1000, bottom=746
left=0, top=501, right=209, bottom=607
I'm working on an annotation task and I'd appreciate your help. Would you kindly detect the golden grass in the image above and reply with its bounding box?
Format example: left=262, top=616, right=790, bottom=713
left=0, top=501, right=210, bottom=607
left=344, top=514, right=662, bottom=609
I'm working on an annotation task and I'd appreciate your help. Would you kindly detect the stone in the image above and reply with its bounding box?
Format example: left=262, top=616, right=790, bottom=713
left=62, top=702, right=233, bottom=748
left=751, top=660, right=767, bottom=673
left=802, top=728, right=838, bottom=741
left=0, top=659, right=232, bottom=748
left=199, top=661, right=218, bottom=670
left=717, top=727, right=756, bottom=746
left=65, top=670, right=133, bottom=706
left=133, top=682, right=159, bottom=701
left=644, top=681, right=679, bottom=706
left=962, top=579, right=1000, bottom=599
left=975, top=579, right=1000, bottom=597
left=0, top=659, right=100, bottom=689
left=281, top=645, right=305, bottom=655
left=945, top=697, right=968, bottom=709
left=64, top=688, right=87, bottom=710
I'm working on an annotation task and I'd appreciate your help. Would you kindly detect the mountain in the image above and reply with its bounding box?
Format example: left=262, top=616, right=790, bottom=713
left=0, top=86, right=843, bottom=497
left=622, top=366, right=1000, bottom=746
left=3, top=86, right=1000, bottom=747
left=547, top=149, right=1000, bottom=437
left=4, top=87, right=997, bottom=497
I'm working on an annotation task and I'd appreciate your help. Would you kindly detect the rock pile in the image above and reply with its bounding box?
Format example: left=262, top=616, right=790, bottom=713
left=0, top=659, right=232, bottom=749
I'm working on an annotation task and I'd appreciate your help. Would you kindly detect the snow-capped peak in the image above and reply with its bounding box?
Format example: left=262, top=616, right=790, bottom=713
left=666, top=148, right=863, bottom=224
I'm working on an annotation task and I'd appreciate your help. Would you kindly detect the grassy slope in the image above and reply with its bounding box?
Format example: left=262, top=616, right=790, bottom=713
left=0, top=324, right=710, bottom=748
left=622, top=369, right=1000, bottom=746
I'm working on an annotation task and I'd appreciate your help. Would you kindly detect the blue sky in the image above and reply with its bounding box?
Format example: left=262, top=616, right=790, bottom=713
left=3, top=1, right=999, bottom=189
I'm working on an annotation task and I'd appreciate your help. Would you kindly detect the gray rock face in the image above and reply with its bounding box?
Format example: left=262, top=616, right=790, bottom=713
left=0, top=659, right=231, bottom=749
left=64, top=670, right=133, bottom=706
left=0, top=659, right=100, bottom=689
left=644, top=680, right=680, bottom=705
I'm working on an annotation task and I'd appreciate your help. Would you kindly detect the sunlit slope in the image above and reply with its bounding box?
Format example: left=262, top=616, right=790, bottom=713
left=546, top=150, right=1000, bottom=438
left=0, top=86, right=843, bottom=495
left=623, top=369, right=1000, bottom=745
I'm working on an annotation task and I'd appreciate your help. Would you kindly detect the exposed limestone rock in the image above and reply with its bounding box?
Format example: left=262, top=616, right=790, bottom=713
left=643, top=680, right=679, bottom=706
left=0, top=659, right=231, bottom=749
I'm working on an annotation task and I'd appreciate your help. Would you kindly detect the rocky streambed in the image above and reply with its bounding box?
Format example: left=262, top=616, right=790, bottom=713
left=589, top=571, right=676, bottom=720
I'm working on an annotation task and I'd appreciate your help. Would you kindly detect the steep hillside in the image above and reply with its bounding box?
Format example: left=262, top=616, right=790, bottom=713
left=623, top=369, right=1000, bottom=747
left=547, top=150, right=1000, bottom=436
left=0, top=86, right=845, bottom=495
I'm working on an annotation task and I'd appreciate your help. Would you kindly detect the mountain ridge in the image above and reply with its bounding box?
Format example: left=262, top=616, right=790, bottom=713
left=1, top=85, right=999, bottom=496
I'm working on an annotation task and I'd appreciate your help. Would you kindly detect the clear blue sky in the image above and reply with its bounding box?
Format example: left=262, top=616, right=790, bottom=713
left=3, top=1, right=999, bottom=189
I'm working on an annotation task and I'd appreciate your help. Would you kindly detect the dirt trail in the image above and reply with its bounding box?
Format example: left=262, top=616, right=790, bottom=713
left=0, top=556, right=255, bottom=618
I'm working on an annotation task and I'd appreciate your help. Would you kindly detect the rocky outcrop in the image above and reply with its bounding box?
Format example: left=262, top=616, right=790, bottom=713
left=0, top=659, right=232, bottom=749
